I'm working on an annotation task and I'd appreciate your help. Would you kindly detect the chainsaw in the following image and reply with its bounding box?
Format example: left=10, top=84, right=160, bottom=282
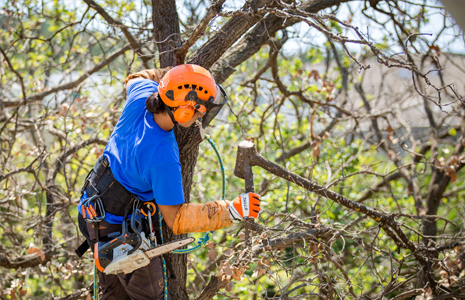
left=94, top=203, right=194, bottom=275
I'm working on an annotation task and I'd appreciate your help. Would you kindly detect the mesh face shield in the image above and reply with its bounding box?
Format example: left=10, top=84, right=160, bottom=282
left=200, top=85, right=228, bottom=128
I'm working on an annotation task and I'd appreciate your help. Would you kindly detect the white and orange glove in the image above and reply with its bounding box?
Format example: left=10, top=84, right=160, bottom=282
left=229, top=192, right=261, bottom=221
left=172, top=193, right=261, bottom=235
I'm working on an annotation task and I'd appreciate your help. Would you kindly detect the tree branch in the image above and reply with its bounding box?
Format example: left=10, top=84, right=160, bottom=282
left=194, top=227, right=332, bottom=300
left=3, top=45, right=131, bottom=108
left=211, top=0, right=352, bottom=83
left=175, top=0, right=226, bottom=65
left=188, top=0, right=272, bottom=69
left=83, top=0, right=151, bottom=68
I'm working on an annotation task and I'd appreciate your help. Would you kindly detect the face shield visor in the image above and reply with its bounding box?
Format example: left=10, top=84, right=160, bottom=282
left=165, top=84, right=228, bottom=128
left=200, top=85, right=228, bottom=128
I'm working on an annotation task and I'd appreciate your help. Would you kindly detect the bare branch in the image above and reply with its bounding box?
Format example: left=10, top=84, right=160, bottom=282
left=83, top=0, right=151, bottom=68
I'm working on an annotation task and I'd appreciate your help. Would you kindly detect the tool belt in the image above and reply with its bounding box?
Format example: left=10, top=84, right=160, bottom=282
left=75, top=157, right=179, bottom=279
left=76, top=156, right=161, bottom=257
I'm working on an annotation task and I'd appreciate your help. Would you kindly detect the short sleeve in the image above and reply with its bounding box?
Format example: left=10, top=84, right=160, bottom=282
left=144, top=163, right=185, bottom=206
left=126, top=79, right=158, bottom=107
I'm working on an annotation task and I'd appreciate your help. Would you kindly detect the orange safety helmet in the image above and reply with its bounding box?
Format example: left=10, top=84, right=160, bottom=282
left=158, top=64, right=228, bottom=127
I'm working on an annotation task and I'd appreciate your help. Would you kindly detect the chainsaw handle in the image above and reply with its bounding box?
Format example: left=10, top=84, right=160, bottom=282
left=98, top=231, right=139, bottom=254
left=131, top=209, right=143, bottom=233
left=128, top=209, right=143, bottom=255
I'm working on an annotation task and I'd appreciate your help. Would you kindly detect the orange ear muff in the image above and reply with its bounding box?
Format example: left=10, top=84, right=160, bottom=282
left=173, top=105, right=195, bottom=123
left=197, top=105, right=207, bottom=115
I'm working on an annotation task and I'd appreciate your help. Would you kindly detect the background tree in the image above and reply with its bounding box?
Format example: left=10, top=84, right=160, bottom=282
left=1, top=0, right=464, bottom=299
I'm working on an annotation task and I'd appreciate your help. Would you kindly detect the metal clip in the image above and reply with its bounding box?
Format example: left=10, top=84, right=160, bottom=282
left=140, top=202, right=157, bottom=247
left=82, top=194, right=106, bottom=223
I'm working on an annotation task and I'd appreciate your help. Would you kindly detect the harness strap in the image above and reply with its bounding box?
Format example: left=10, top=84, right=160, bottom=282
left=163, top=102, right=178, bottom=125
left=79, top=156, right=134, bottom=223
left=94, top=221, right=100, bottom=244
left=75, top=241, right=90, bottom=258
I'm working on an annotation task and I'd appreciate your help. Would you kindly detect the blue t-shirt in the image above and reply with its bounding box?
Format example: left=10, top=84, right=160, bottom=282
left=79, top=79, right=185, bottom=223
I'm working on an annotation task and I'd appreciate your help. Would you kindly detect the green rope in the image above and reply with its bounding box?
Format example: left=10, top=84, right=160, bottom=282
left=158, top=135, right=226, bottom=299
left=204, top=134, right=226, bottom=200
left=93, top=263, right=98, bottom=300
left=171, top=232, right=212, bottom=254
left=158, top=210, right=169, bottom=300
left=170, top=134, right=225, bottom=255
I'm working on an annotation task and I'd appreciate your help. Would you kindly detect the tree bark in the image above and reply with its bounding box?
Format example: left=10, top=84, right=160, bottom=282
left=152, top=0, right=181, bottom=68
left=162, top=124, right=203, bottom=300
left=152, top=1, right=195, bottom=298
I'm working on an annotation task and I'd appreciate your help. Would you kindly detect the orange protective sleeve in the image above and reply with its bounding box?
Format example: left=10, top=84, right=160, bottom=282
left=172, top=201, right=233, bottom=235
left=124, top=67, right=172, bottom=85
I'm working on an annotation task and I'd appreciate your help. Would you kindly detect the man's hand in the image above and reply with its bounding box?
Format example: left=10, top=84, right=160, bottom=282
left=229, top=192, right=261, bottom=221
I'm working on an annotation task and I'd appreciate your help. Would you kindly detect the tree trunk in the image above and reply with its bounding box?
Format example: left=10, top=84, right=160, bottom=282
left=152, top=2, right=202, bottom=298
left=152, top=0, right=181, bottom=68
left=163, top=125, right=203, bottom=300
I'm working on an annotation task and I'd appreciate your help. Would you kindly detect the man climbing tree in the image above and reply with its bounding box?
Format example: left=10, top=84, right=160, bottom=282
left=1, top=1, right=464, bottom=300
left=76, top=64, right=261, bottom=299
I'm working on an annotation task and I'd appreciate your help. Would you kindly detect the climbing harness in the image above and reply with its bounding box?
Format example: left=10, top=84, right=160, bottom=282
left=78, top=134, right=226, bottom=300
left=76, top=157, right=171, bottom=299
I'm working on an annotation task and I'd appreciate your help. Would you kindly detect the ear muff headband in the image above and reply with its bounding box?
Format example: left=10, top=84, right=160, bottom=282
left=164, top=101, right=196, bottom=125
left=173, top=105, right=195, bottom=123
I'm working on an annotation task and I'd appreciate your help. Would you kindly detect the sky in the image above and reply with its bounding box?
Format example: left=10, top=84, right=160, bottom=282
left=279, top=0, right=464, bottom=56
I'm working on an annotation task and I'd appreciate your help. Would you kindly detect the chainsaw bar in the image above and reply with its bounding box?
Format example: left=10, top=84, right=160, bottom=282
left=103, top=237, right=196, bottom=275
left=144, top=237, right=195, bottom=259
